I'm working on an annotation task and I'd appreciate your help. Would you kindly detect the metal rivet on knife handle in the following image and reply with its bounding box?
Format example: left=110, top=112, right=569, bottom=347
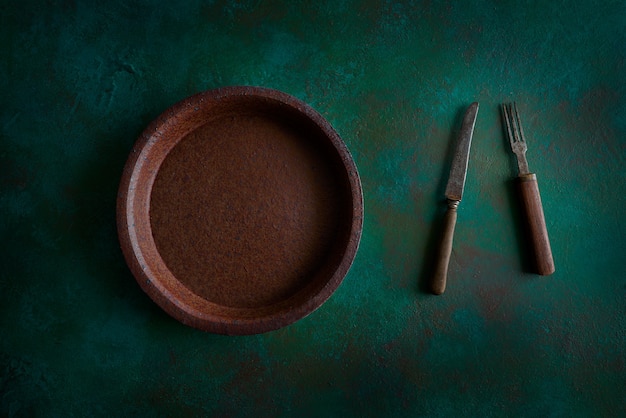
left=432, top=102, right=479, bottom=295
left=501, top=103, right=555, bottom=275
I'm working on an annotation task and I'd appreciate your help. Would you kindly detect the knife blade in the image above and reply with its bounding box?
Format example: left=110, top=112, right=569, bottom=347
left=432, top=102, right=479, bottom=295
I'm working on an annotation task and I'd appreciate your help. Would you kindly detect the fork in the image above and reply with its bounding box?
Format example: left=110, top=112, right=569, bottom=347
left=501, top=103, right=555, bottom=275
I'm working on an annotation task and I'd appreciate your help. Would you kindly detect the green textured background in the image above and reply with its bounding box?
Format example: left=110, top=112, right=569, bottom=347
left=2, top=0, right=625, bottom=416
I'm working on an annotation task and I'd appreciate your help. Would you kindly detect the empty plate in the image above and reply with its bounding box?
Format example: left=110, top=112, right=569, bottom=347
left=117, top=86, right=363, bottom=335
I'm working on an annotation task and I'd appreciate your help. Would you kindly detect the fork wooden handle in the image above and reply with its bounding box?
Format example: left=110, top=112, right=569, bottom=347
left=432, top=200, right=458, bottom=294
left=517, top=173, right=555, bottom=275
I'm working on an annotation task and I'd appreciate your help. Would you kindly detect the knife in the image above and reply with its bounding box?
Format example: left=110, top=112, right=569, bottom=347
left=432, top=102, right=479, bottom=295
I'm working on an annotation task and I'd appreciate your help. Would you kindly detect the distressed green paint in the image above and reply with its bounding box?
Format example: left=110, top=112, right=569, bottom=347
left=2, top=0, right=625, bottom=416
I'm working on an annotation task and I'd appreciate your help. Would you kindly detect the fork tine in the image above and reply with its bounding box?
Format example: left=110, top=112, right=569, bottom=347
left=502, top=103, right=515, bottom=143
left=512, top=102, right=527, bottom=143
left=502, top=101, right=530, bottom=175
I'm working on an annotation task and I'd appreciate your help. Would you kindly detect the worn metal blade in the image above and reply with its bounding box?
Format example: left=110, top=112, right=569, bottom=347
left=444, top=102, right=479, bottom=201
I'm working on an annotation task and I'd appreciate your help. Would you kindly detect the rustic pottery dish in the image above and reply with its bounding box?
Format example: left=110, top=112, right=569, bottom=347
left=117, top=86, right=363, bottom=335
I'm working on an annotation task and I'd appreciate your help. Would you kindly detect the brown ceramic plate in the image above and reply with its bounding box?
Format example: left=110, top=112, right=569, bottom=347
left=117, top=86, right=363, bottom=335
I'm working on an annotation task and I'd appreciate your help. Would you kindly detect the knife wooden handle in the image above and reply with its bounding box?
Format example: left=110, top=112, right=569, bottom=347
left=517, top=173, right=555, bottom=275
left=432, top=200, right=458, bottom=295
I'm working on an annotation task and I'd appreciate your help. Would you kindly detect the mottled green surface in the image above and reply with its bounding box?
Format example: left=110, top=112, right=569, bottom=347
left=2, top=0, right=625, bottom=416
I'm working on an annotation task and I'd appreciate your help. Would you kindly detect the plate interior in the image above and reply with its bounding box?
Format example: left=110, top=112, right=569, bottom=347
left=149, top=101, right=352, bottom=310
